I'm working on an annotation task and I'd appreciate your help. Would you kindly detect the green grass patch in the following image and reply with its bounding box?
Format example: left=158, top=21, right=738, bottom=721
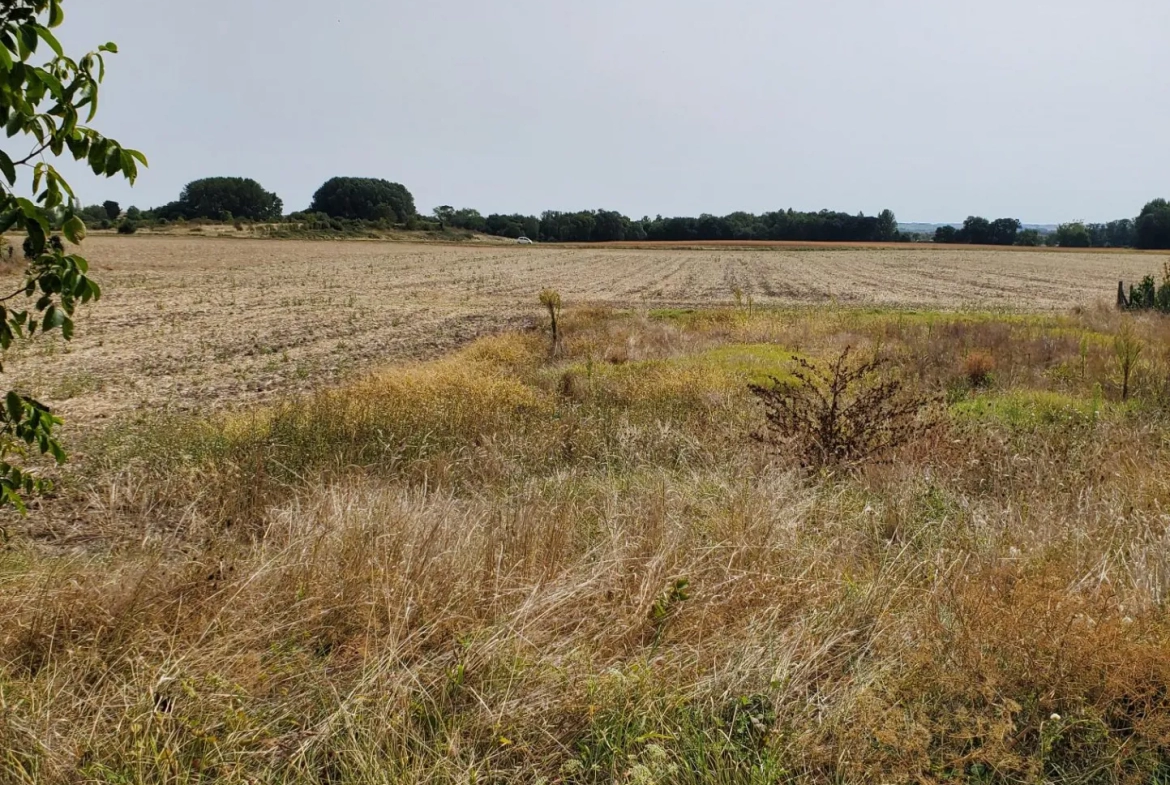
left=951, top=390, right=1112, bottom=427
left=557, top=343, right=800, bottom=395
left=682, top=344, right=800, bottom=386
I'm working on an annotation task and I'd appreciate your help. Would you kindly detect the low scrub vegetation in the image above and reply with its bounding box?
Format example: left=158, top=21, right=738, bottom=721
left=6, top=305, right=1170, bottom=782
left=749, top=346, right=939, bottom=469
left=1122, top=263, right=1170, bottom=313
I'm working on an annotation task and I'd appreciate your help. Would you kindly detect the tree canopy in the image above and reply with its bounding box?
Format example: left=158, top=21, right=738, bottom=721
left=933, top=225, right=959, bottom=244
left=433, top=204, right=454, bottom=230
left=156, top=177, right=282, bottom=221
left=0, top=0, right=143, bottom=509
left=932, top=217, right=1020, bottom=246
left=1135, top=199, right=1170, bottom=250
left=1087, top=219, right=1135, bottom=248
left=310, top=177, right=416, bottom=223
left=1054, top=222, right=1091, bottom=248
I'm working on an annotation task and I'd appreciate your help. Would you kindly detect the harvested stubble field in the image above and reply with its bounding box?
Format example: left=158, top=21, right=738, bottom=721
left=0, top=235, right=1159, bottom=426
left=7, top=236, right=1170, bottom=784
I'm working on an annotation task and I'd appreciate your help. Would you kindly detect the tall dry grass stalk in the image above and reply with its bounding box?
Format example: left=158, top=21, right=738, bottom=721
left=5, top=306, right=1170, bottom=782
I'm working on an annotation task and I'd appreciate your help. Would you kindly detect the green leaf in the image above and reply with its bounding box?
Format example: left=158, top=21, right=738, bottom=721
left=104, top=145, right=121, bottom=176
left=28, top=116, right=45, bottom=145
left=17, top=198, right=39, bottom=219
left=100, top=42, right=118, bottom=54
left=0, top=42, right=12, bottom=72
left=127, top=148, right=148, bottom=166
left=61, top=107, right=77, bottom=137
left=17, top=26, right=37, bottom=60
left=42, top=272, right=63, bottom=295
left=49, top=166, right=74, bottom=199
left=0, top=151, right=15, bottom=185
left=66, top=132, right=88, bottom=160
left=35, top=26, right=64, bottom=59
left=24, top=219, right=45, bottom=256
left=5, top=391, right=22, bottom=423
left=87, top=136, right=105, bottom=173
left=42, top=305, right=64, bottom=332
left=0, top=210, right=19, bottom=235
left=120, top=150, right=137, bottom=184
left=85, top=82, right=98, bottom=122
left=5, top=112, right=23, bottom=138
left=48, top=0, right=65, bottom=28
left=63, top=215, right=85, bottom=244
left=5, top=487, right=27, bottom=514
left=33, top=67, right=63, bottom=98
left=60, top=315, right=73, bottom=341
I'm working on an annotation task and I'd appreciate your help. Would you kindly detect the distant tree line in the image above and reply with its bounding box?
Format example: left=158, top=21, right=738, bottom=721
left=80, top=175, right=1170, bottom=251
left=931, top=201, right=1170, bottom=250
left=934, top=217, right=1138, bottom=249
left=442, top=207, right=903, bottom=243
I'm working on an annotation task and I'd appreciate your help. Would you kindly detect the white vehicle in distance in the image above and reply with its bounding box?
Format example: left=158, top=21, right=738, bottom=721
left=516, top=236, right=534, bottom=244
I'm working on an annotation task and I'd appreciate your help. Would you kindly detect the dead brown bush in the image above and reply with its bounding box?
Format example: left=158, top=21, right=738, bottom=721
left=963, top=349, right=997, bottom=388
left=750, top=346, right=940, bottom=469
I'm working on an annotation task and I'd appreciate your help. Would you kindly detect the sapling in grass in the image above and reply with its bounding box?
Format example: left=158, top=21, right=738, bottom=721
left=1114, top=320, right=1143, bottom=401
left=539, top=288, right=562, bottom=356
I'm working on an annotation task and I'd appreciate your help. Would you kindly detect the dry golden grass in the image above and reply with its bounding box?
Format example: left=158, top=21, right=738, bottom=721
left=7, top=291, right=1170, bottom=782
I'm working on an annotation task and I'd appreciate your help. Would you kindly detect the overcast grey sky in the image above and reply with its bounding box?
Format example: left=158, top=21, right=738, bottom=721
left=54, top=0, right=1169, bottom=223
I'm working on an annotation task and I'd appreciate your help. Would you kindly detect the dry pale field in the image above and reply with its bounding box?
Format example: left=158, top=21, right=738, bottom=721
left=3, top=235, right=1160, bottom=426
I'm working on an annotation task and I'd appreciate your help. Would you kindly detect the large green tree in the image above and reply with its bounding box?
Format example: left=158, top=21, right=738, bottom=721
left=310, top=177, right=416, bottom=223
left=876, top=209, right=898, bottom=242
left=1055, top=222, right=1091, bottom=248
left=958, top=216, right=992, bottom=244
left=933, top=225, right=959, bottom=243
left=157, top=176, right=281, bottom=221
left=1135, top=199, right=1170, bottom=250
left=988, top=217, right=1021, bottom=246
left=433, top=204, right=454, bottom=230
left=0, top=0, right=143, bottom=509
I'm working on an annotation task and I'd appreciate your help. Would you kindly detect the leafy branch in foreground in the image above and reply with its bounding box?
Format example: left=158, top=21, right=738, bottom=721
left=750, top=346, right=939, bottom=470
left=0, top=0, right=144, bottom=510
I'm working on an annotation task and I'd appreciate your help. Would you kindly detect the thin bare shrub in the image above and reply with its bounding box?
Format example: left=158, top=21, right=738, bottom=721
left=750, top=346, right=939, bottom=469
